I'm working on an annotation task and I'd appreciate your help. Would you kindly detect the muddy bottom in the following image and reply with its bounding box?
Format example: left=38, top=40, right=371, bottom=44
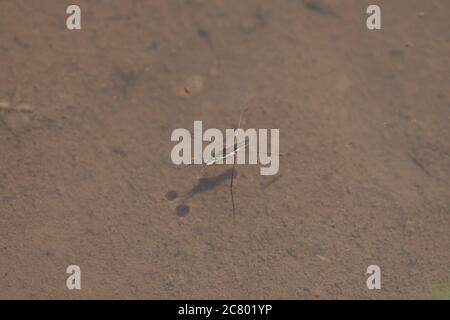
left=0, top=0, right=449, bottom=299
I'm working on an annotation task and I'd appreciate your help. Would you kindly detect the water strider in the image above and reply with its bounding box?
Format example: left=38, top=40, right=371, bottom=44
left=169, top=99, right=281, bottom=218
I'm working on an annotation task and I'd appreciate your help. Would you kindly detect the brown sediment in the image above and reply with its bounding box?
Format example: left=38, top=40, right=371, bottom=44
left=0, top=0, right=449, bottom=299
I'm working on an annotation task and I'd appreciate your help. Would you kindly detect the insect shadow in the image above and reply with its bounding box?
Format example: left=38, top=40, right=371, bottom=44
left=167, top=168, right=236, bottom=217
left=184, top=168, right=235, bottom=201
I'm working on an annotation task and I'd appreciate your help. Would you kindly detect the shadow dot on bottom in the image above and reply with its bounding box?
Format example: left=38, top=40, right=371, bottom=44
left=176, top=204, right=190, bottom=217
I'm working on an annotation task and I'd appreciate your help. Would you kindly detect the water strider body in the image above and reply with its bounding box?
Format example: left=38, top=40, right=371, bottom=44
left=204, top=137, right=250, bottom=166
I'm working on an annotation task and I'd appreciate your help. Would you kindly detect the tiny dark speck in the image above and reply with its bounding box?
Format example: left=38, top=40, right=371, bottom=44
left=197, top=29, right=210, bottom=38
left=112, top=147, right=126, bottom=156
left=304, top=0, right=332, bottom=15
left=165, top=190, right=178, bottom=201
left=176, top=204, right=190, bottom=217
